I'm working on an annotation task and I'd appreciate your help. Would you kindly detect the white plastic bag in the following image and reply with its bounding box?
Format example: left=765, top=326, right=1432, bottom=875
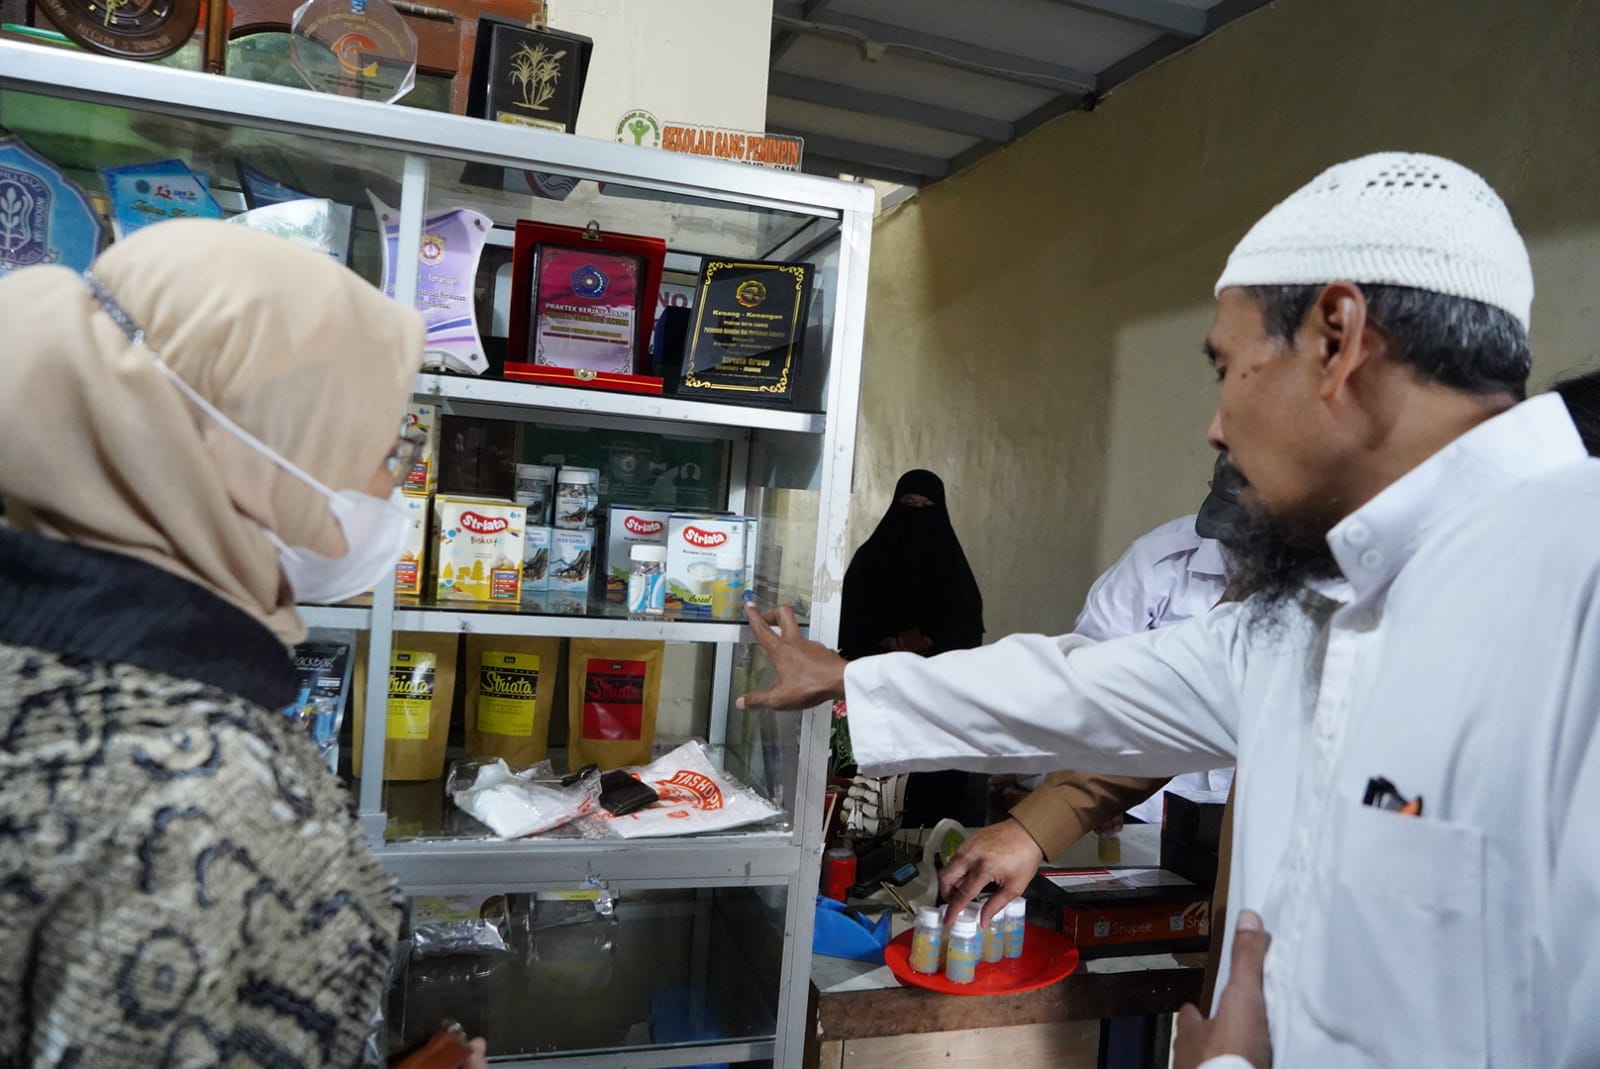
left=586, top=741, right=782, bottom=839
left=449, top=760, right=598, bottom=839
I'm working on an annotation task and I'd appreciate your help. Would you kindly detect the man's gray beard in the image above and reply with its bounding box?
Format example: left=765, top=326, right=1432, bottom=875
left=1223, top=502, right=1346, bottom=630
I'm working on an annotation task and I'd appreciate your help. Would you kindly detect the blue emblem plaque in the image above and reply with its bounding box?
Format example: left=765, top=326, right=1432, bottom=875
left=0, top=136, right=104, bottom=276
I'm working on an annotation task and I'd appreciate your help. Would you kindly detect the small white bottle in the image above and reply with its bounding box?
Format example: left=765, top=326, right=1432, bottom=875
left=909, top=905, right=944, bottom=975
left=627, top=544, right=667, bottom=618
left=1002, top=898, right=1028, bottom=958
left=944, top=914, right=981, bottom=985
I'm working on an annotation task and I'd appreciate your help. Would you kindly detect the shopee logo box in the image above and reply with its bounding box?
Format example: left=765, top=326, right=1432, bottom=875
left=433, top=496, right=524, bottom=603
left=605, top=506, right=671, bottom=598
left=665, top=514, right=746, bottom=615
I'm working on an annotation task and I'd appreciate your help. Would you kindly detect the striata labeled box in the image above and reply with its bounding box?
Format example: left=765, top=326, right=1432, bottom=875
left=605, top=505, right=670, bottom=599
left=665, top=514, right=746, bottom=616
left=433, top=496, right=524, bottom=604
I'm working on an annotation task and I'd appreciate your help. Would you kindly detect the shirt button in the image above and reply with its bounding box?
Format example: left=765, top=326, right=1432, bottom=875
left=1345, top=524, right=1372, bottom=546
left=1359, top=548, right=1383, bottom=569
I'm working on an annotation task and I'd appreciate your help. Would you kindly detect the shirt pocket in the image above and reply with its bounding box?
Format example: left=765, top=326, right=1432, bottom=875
left=1296, top=802, right=1487, bottom=1068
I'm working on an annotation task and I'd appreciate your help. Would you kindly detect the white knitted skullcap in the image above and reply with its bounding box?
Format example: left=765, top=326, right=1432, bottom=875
left=1214, top=152, right=1533, bottom=330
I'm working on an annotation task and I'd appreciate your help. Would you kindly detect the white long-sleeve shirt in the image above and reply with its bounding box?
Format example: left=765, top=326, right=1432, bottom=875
left=845, top=395, right=1600, bottom=1069
left=1074, top=513, right=1234, bottom=820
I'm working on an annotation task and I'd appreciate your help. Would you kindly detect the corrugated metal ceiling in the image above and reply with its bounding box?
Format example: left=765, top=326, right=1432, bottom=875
left=768, top=0, right=1276, bottom=187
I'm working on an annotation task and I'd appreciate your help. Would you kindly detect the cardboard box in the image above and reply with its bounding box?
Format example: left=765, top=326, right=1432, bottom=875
left=433, top=496, right=524, bottom=603
left=1039, top=867, right=1210, bottom=959
left=394, top=494, right=429, bottom=596
left=605, top=506, right=671, bottom=598
left=403, top=402, right=439, bottom=496
left=521, top=525, right=552, bottom=592
left=549, top=528, right=596, bottom=594
left=665, top=514, right=746, bottom=615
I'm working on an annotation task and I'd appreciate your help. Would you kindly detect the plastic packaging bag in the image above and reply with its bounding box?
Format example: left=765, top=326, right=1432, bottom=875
left=284, top=629, right=356, bottom=772
left=448, top=759, right=599, bottom=839
left=410, top=894, right=511, bottom=958
left=582, top=741, right=782, bottom=839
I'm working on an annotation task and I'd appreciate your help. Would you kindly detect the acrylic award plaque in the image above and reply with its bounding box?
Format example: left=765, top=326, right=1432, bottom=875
left=467, top=15, right=592, bottom=133
left=678, top=260, right=812, bottom=406
left=290, top=0, right=417, bottom=103
left=369, top=192, right=492, bottom=376
left=0, top=137, right=104, bottom=275
left=35, top=0, right=199, bottom=60
left=100, top=158, right=223, bottom=240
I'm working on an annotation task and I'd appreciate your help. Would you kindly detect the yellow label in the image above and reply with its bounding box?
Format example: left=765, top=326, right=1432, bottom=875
left=387, top=650, right=437, bottom=740
left=477, top=651, right=541, bottom=736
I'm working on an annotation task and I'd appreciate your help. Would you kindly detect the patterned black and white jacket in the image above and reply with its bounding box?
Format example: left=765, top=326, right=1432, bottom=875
left=0, top=528, right=400, bottom=1069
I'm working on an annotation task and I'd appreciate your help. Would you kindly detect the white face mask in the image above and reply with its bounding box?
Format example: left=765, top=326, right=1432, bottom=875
left=82, top=272, right=413, bottom=605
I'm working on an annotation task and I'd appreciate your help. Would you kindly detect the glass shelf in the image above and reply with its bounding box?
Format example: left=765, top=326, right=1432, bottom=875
left=414, top=373, right=827, bottom=435
left=301, top=593, right=807, bottom=643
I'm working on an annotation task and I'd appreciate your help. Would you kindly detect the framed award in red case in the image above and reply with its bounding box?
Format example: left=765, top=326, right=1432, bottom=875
left=506, top=220, right=666, bottom=383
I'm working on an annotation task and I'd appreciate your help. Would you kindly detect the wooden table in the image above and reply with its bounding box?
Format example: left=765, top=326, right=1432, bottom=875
left=810, top=947, right=1205, bottom=1068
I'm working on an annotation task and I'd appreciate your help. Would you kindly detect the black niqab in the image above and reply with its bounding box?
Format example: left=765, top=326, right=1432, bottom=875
left=839, top=470, right=985, bottom=660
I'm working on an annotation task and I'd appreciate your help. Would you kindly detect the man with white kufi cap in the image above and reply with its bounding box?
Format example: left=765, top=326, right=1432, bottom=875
left=740, top=152, right=1600, bottom=1069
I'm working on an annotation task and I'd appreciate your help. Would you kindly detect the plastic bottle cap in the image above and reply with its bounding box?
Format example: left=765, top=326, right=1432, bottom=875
left=958, top=905, right=980, bottom=923
left=916, top=906, right=943, bottom=927
left=516, top=463, right=553, bottom=477
left=1005, top=898, right=1028, bottom=918
left=631, top=544, right=667, bottom=562
left=950, top=917, right=979, bottom=938
left=558, top=469, right=597, bottom=484
left=716, top=549, right=744, bottom=570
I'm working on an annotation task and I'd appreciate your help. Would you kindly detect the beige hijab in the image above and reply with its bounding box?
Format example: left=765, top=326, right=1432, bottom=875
left=0, top=219, right=424, bottom=646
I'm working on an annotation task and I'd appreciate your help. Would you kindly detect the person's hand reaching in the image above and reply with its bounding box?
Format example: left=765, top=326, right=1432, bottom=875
left=1174, top=910, right=1274, bottom=1069
left=737, top=604, right=849, bottom=711
left=937, top=818, right=1044, bottom=925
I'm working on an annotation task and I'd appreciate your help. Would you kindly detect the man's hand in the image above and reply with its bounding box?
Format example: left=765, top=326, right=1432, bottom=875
left=738, top=603, right=849, bottom=711
left=1174, top=910, right=1273, bottom=1069
left=937, top=818, right=1045, bottom=926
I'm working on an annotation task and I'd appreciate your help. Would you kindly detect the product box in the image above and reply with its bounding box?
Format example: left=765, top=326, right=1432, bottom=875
left=403, top=402, right=439, bottom=496
left=549, top=528, right=596, bottom=594
left=521, top=525, right=552, bottom=592
left=394, top=494, right=430, bottom=597
left=605, top=506, right=671, bottom=599
left=1038, top=867, right=1210, bottom=959
left=665, top=514, right=747, bottom=615
left=432, top=496, right=525, bottom=603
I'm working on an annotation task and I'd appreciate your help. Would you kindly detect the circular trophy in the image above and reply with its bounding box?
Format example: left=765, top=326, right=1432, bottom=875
left=36, top=0, right=201, bottom=61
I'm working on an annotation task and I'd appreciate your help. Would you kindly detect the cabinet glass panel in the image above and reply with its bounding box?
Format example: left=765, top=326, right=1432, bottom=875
left=385, top=886, right=784, bottom=1060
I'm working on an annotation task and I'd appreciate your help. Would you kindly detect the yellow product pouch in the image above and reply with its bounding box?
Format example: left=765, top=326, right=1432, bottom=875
left=464, top=635, right=562, bottom=767
left=351, top=632, right=459, bottom=781
left=566, top=638, right=664, bottom=771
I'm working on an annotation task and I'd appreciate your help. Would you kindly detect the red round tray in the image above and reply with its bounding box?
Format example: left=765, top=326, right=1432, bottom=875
left=883, top=923, right=1079, bottom=995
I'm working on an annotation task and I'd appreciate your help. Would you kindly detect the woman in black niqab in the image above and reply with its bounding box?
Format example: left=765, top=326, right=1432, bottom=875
left=840, top=470, right=984, bottom=660
left=839, top=471, right=986, bottom=827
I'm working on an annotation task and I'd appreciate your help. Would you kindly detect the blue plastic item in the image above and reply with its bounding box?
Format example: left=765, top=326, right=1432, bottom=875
left=811, top=896, right=891, bottom=963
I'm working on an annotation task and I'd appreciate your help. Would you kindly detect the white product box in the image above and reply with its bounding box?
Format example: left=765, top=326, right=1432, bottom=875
left=521, top=525, right=552, bottom=591
left=605, top=506, right=671, bottom=599
left=549, top=528, right=597, bottom=594
left=403, top=402, right=439, bottom=496
left=665, top=514, right=747, bottom=616
left=433, top=496, right=524, bottom=604
left=394, top=494, right=429, bottom=597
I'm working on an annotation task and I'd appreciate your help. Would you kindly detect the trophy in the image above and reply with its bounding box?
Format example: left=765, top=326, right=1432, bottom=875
left=289, top=0, right=418, bottom=103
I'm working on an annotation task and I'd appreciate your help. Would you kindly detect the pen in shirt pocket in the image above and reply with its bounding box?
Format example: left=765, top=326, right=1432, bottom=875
left=1362, top=775, right=1424, bottom=817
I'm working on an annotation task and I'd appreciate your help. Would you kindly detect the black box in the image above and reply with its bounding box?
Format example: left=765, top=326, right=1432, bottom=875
left=467, top=15, right=592, bottom=133
left=1160, top=831, right=1219, bottom=890
left=1161, top=792, right=1225, bottom=848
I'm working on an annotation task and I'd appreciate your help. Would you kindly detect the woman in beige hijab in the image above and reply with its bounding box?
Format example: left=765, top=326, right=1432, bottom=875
left=0, top=220, right=469, bottom=1068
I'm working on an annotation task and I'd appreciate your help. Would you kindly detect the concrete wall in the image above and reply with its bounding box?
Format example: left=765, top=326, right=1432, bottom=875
left=553, top=0, right=773, bottom=141
left=852, top=0, right=1600, bottom=641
